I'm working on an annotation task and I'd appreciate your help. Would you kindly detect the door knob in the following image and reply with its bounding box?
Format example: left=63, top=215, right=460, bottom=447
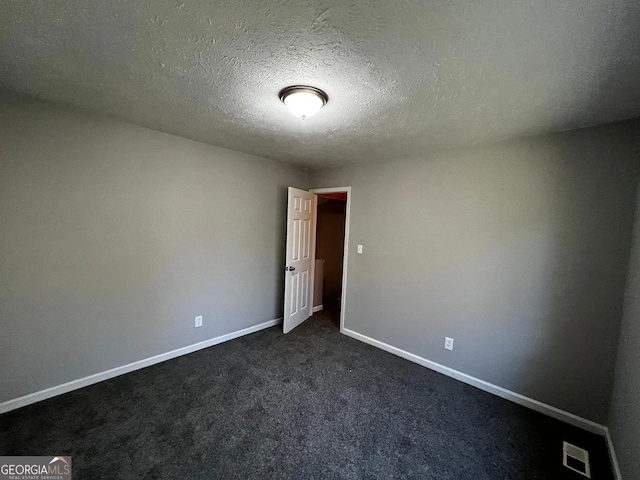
left=285, top=266, right=296, bottom=271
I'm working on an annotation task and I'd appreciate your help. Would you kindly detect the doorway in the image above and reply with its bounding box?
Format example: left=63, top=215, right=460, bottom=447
left=310, top=187, right=351, bottom=332
left=282, top=186, right=351, bottom=334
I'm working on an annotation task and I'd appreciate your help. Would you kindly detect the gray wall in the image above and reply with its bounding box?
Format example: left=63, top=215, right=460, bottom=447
left=609, top=183, right=640, bottom=480
left=311, top=123, right=640, bottom=423
left=0, top=95, right=308, bottom=403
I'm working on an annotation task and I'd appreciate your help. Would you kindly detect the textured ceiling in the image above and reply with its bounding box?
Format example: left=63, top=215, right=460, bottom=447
left=2, top=0, right=640, bottom=168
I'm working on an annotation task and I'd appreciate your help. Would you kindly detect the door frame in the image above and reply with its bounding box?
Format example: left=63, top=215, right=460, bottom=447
left=310, top=186, right=351, bottom=333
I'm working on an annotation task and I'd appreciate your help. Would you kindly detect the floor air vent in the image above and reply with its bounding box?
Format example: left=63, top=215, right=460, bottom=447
left=563, top=441, right=591, bottom=478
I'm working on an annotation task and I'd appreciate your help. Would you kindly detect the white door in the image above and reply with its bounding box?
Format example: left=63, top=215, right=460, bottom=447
left=283, top=187, right=317, bottom=333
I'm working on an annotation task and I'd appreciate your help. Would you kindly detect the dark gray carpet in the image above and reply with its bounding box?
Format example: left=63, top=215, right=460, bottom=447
left=1, top=308, right=613, bottom=479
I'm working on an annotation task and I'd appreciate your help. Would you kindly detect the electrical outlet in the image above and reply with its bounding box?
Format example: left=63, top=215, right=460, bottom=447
left=195, top=315, right=203, bottom=328
left=357, top=244, right=363, bottom=254
left=445, top=337, right=454, bottom=351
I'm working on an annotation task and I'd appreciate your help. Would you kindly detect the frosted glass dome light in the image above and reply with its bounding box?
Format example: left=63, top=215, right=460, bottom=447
left=280, top=86, right=328, bottom=119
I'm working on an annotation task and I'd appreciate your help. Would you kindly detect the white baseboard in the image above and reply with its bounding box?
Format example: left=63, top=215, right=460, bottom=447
left=605, top=428, right=623, bottom=480
left=342, top=327, right=608, bottom=436
left=0, top=318, right=283, bottom=415
left=313, top=305, right=324, bottom=313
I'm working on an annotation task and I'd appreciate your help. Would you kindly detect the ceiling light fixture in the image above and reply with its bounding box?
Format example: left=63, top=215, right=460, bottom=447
left=279, top=86, right=328, bottom=119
